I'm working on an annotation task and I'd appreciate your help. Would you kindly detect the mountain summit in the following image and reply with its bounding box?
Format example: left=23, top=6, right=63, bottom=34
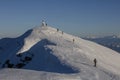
left=0, top=23, right=120, bottom=80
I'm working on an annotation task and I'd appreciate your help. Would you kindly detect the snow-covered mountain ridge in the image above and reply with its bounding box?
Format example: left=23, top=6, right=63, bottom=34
left=0, top=24, right=120, bottom=80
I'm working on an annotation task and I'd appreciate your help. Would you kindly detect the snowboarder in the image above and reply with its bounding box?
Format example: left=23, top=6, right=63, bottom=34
left=93, top=58, right=97, bottom=67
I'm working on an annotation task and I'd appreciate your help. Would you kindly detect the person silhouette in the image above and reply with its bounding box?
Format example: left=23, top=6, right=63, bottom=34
left=73, top=39, right=75, bottom=43
left=93, top=58, right=97, bottom=67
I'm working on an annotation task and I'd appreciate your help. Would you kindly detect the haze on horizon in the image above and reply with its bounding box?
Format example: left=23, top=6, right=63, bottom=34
left=0, top=0, right=120, bottom=38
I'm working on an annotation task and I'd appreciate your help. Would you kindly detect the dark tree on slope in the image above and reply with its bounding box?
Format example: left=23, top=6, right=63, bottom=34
left=2, top=60, right=14, bottom=68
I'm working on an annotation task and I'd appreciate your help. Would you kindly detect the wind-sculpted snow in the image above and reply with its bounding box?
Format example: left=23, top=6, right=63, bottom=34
left=0, top=26, right=120, bottom=80
left=19, top=39, right=78, bottom=73
left=0, top=68, right=115, bottom=80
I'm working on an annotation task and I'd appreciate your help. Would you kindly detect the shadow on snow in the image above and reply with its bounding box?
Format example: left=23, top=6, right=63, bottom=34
left=22, top=39, right=78, bottom=74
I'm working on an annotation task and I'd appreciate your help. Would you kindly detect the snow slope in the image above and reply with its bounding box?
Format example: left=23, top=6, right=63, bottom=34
left=0, top=68, right=114, bottom=80
left=0, top=25, right=120, bottom=80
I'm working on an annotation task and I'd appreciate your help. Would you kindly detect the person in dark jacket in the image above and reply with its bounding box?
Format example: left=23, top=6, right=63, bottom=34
left=94, top=58, right=97, bottom=67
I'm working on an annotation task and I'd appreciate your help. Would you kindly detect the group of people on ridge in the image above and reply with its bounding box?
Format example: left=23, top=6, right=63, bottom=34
left=41, top=20, right=98, bottom=67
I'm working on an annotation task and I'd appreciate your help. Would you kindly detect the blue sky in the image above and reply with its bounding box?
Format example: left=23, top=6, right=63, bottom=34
left=0, top=0, right=120, bottom=38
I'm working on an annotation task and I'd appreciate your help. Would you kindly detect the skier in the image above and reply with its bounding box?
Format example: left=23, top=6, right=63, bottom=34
left=93, top=58, right=97, bottom=67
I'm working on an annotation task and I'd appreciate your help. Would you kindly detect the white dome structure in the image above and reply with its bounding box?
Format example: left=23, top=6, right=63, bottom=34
left=41, top=20, right=47, bottom=26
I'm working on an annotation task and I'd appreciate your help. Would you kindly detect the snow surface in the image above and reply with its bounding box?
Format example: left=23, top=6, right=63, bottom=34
left=0, top=25, right=120, bottom=80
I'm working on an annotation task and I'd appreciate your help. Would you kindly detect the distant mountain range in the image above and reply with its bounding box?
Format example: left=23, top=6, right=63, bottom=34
left=83, top=35, right=120, bottom=53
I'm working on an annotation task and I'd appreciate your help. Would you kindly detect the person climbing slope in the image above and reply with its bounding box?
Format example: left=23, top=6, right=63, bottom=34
left=93, top=58, right=97, bottom=67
